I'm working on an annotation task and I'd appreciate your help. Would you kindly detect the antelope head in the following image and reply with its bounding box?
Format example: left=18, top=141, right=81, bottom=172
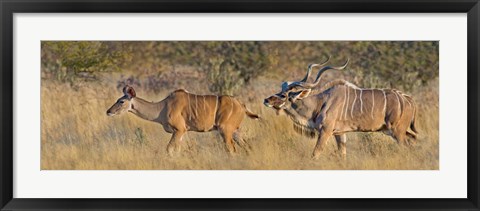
left=263, top=58, right=349, bottom=113
left=106, top=85, right=137, bottom=116
left=285, top=59, right=350, bottom=103
left=263, top=57, right=330, bottom=114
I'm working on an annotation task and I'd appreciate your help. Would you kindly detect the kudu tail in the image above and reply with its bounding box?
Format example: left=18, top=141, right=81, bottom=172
left=242, top=103, right=260, bottom=119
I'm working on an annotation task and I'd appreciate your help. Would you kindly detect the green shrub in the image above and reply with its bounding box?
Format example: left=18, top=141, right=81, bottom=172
left=41, top=41, right=132, bottom=84
left=41, top=41, right=438, bottom=93
left=188, top=41, right=272, bottom=95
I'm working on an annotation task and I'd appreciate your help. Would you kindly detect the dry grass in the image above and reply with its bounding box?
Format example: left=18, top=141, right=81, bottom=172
left=41, top=77, right=439, bottom=170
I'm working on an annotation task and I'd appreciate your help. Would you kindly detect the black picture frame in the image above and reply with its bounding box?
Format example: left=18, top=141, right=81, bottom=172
left=1, top=0, right=479, bottom=210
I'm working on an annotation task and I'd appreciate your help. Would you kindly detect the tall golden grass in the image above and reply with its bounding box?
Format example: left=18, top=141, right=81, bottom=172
left=41, top=76, right=438, bottom=170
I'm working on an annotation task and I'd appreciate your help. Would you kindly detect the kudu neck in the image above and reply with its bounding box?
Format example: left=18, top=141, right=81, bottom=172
left=129, top=97, right=164, bottom=122
left=283, top=97, right=318, bottom=122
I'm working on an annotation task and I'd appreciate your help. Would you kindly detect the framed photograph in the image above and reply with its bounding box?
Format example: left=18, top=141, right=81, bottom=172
left=1, top=0, right=479, bottom=210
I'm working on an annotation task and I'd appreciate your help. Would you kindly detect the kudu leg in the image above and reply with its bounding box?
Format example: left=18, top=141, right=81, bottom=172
left=233, top=131, right=252, bottom=154
left=391, top=127, right=407, bottom=146
left=166, top=130, right=186, bottom=156
left=406, top=131, right=417, bottom=146
left=334, top=134, right=347, bottom=158
left=219, top=127, right=237, bottom=154
left=312, top=128, right=333, bottom=160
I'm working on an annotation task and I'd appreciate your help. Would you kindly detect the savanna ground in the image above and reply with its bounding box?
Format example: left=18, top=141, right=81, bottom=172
left=41, top=41, right=439, bottom=170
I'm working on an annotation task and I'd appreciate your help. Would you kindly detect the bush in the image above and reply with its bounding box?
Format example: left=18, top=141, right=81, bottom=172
left=268, top=41, right=439, bottom=92
left=344, top=41, right=439, bottom=91
left=41, top=41, right=438, bottom=93
left=41, top=41, right=132, bottom=85
left=188, top=41, right=273, bottom=95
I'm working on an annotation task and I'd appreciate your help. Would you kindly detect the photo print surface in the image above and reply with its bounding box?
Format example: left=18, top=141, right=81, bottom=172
left=41, top=41, right=439, bottom=170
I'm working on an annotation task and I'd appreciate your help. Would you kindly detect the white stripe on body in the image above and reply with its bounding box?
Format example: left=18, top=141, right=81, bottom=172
left=394, top=91, right=406, bottom=126
left=351, top=88, right=357, bottom=118
left=402, top=93, right=412, bottom=107
left=382, top=90, right=387, bottom=116
left=201, top=96, right=206, bottom=129
left=187, top=94, right=191, bottom=120
left=394, top=91, right=401, bottom=114
left=203, top=96, right=207, bottom=113
left=213, top=96, right=218, bottom=125
left=340, top=86, right=347, bottom=120
left=371, top=90, right=375, bottom=119
left=344, top=87, right=350, bottom=120
left=226, top=97, right=234, bottom=120
left=194, top=95, right=198, bottom=117
left=359, top=89, right=363, bottom=114
left=397, top=91, right=405, bottom=110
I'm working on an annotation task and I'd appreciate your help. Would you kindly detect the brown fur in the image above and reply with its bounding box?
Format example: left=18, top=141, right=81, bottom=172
left=265, top=79, right=418, bottom=159
left=107, top=86, right=259, bottom=155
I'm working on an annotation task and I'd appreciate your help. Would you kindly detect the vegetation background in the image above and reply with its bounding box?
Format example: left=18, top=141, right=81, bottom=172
left=41, top=41, right=439, bottom=170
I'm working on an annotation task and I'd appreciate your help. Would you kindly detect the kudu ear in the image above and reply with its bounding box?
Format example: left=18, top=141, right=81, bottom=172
left=123, top=85, right=136, bottom=99
left=290, top=89, right=312, bottom=101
